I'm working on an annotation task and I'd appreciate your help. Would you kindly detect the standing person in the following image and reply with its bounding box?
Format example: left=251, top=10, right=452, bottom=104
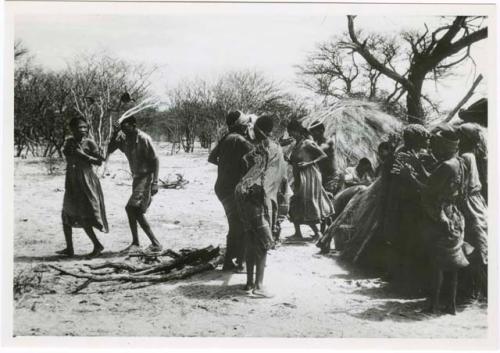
left=58, top=117, right=108, bottom=257
left=397, top=130, right=469, bottom=314
left=456, top=123, right=488, bottom=203
left=107, top=115, right=162, bottom=254
left=456, top=124, right=488, bottom=300
left=287, top=120, right=334, bottom=240
left=309, top=122, right=339, bottom=195
left=235, top=115, right=288, bottom=297
left=208, top=111, right=254, bottom=271
left=383, top=124, right=433, bottom=289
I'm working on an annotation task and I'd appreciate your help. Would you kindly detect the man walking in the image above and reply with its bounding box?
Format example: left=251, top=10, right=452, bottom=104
left=107, top=115, right=162, bottom=253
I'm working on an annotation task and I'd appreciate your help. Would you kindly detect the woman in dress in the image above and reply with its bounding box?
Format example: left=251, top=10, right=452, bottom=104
left=397, top=130, right=469, bottom=314
left=287, top=120, right=334, bottom=240
left=57, top=117, right=108, bottom=257
left=456, top=124, right=488, bottom=300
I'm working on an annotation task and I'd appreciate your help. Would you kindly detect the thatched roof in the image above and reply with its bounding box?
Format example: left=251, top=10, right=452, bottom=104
left=300, top=100, right=403, bottom=172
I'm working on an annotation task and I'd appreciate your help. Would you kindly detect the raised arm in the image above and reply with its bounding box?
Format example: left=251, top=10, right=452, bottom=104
left=106, top=123, right=122, bottom=158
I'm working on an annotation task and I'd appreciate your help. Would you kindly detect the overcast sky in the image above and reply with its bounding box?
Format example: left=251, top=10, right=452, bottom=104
left=15, top=12, right=489, bottom=110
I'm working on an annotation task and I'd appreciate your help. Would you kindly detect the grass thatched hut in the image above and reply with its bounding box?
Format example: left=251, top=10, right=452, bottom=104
left=300, top=99, right=403, bottom=172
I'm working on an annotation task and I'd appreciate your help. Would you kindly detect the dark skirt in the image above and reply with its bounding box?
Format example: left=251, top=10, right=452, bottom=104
left=62, top=164, right=108, bottom=232
left=238, top=195, right=275, bottom=261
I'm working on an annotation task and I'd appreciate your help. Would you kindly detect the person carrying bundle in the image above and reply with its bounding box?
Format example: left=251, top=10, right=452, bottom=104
left=57, top=117, right=108, bottom=258
left=235, top=115, right=288, bottom=298
left=208, top=111, right=254, bottom=271
left=107, top=115, right=162, bottom=254
left=287, top=120, right=334, bottom=240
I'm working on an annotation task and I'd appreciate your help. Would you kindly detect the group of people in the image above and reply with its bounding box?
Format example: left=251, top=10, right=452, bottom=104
left=57, top=107, right=488, bottom=309
left=58, top=115, right=163, bottom=257
left=315, top=122, right=488, bottom=315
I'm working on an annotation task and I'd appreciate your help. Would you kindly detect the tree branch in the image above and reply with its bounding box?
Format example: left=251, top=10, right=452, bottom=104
left=346, top=15, right=410, bottom=89
left=444, top=74, right=483, bottom=122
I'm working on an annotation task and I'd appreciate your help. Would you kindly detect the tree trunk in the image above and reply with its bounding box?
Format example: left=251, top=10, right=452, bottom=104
left=406, top=71, right=425, bottom=124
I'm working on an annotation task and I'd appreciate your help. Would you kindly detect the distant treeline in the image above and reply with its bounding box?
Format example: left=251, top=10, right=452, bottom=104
left=14, top=43, right=307, bottom=158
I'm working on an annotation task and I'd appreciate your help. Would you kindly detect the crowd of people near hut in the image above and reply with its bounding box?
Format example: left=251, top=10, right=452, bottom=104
left=56, top=100, right=488, bottom=309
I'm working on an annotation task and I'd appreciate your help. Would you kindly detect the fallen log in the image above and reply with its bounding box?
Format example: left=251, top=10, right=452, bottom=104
left=133, top=246, right=219, bottom=276
left=49, top=253, right=224, bottom=286
left=127, top=249, right=181, bottom=259
left=85, top=262, right=151, bottom=272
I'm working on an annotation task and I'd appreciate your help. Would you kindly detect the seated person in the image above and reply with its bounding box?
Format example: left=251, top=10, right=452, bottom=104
left=343, top=158, right=374, bottom=187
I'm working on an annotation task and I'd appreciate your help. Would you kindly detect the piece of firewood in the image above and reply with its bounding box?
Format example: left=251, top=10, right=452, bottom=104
left=85, top=262, right=151, bottom=272
left=49, top=253, right=224, bottom=285
left=132, top=246, right=219, bottom=276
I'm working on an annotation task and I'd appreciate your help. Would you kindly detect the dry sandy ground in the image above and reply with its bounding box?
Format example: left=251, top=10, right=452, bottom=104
left=13, top=145, right=487, bottom=338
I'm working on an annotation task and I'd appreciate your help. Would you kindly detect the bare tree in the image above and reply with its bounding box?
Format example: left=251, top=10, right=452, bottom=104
left=342, top=16, right=487, bottom=122
left=67, top=53, right=156, bottom=151
left=298, top=33, right=401, bottom=107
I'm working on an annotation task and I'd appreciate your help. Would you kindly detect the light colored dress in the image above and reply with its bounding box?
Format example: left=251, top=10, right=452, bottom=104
left=289, top=137, right=334, bottom=224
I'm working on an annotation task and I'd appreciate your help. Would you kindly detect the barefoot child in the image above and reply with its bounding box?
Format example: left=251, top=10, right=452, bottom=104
left=235, top=115, right=288, bottom=297
left=107, top=115, right=162, bottom=253
left=58, top=117, right=108, bottom=257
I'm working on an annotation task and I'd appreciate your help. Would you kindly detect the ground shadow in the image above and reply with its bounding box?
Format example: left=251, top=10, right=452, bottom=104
left=279, top=237, right=317, bottom=247
left=174, top=283, right=251, bottom=300
left=14, top=250, right=130, bottom=263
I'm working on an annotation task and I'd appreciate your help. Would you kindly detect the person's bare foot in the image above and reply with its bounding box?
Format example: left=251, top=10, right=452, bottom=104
left=144, top=244, right=163, bottom=254
left=55, top=248, right=74, bottom=257
left=242, top=284, right=254, bottom=293
left=86, top=245, right=104, bottom=259
left=120, top=244, right=141, bottom=254
left=443, top=305, right=457, bottom=315
left=287, top=234, right=304, bottom=241
left=252, top=288, right=274, bottom=298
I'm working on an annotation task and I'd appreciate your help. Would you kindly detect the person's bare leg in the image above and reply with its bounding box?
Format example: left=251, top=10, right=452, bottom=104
left=136, top=212, right=161, bottom=247
left=126, top=206, right=140, bottom=246
left=445, top=271, right=458, bottom=315
left=245, top=250, right=255, bottom=291
left=57, top=224, right=74, bottom=256
left=84, top=226, right=104, bottom=256
left=426, top=268, right=443, bottom=314
left=291, top=223, right=303, bottom=239
left=309, top=223, right=322, bottom=239
left=253, top=253, right=273, bottom=298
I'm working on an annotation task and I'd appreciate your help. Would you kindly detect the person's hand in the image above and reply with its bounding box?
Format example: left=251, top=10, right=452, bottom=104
left=151, top=182, right=159, bottom=196
left=75, top=146, right=84, bottom=155
left=296, top=161, right=309, bottom=168
left=111, top=122, right=121, bottom=137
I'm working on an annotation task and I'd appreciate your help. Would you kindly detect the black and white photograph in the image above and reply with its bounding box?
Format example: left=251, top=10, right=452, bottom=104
left=1, top=0, right=498, bottom=349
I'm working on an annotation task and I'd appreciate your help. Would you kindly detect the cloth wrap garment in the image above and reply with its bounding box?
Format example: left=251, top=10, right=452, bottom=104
left=62, top=137, right=109, bottom=232
left=208, top=131, right=254, bottom=264
left=235, top=139, right=288, bottom=261
left=288, top=138, right=335, bottom=223
left=421, top=157, right=469, bottom=271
